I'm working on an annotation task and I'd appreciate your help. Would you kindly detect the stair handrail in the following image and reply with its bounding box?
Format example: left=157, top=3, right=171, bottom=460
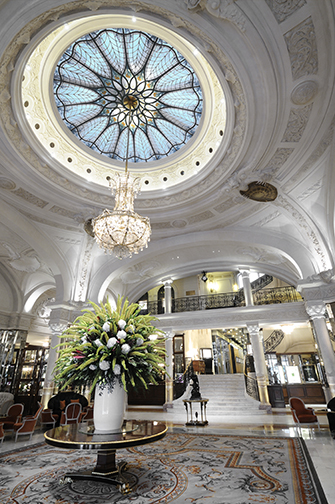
left=243, top=356, right=260, bottom=402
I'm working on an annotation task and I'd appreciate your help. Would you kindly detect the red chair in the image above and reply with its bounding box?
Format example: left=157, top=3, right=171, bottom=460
left=40, top=408, right=59, bottom=429
left=2, top=403, right=24, bottom=434
left=289, top=397, right=320, bottom=431
left=13, top=403, right=43, bottom=442
left=60, top=402, right=82, bottom=425
left=0, top=422, right=4, bottom=445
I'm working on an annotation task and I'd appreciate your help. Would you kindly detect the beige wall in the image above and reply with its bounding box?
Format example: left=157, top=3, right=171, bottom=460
left=262, top=326, right=316, bottom=354
left=184, top=329, right=212, bottom=360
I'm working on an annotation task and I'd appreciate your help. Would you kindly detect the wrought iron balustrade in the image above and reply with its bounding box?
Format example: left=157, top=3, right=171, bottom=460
left=173, top=292, right=245, bottom=312
left=264, top=329, right=285, bottom=353
left=253, top=286, right=301, bottom=305
left=244, top=357, right=260, bottom=402
left=250, top=274, right=273, bottom=291
left=140, top=286, right=301, bottom=315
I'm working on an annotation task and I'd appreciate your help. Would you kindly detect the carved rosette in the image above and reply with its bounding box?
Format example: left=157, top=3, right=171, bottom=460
left=291, top=80, right=318, bottom=105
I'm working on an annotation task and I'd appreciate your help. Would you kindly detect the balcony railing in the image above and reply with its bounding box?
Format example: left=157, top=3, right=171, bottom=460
left=140, top=286, right=301, bottom=315
left=253, top=286, right=302, bottom=305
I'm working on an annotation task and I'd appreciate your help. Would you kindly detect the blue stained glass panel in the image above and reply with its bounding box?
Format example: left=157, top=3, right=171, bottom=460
left=54, top=28, right=203, bottom=163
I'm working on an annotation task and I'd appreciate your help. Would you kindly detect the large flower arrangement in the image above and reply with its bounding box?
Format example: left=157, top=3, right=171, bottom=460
left=53, top=296, right=166, bottom=393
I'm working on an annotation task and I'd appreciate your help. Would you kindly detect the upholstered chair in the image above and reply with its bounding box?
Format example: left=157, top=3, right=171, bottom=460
left=59, top=402, right=82, bottom=425
left=40, top=408, right=59, bottom=429
left=289, top=397, right=320, bottom=430
left=2, top=403, right=24, bottom=433
left=13, top=403, right=43, bottom=442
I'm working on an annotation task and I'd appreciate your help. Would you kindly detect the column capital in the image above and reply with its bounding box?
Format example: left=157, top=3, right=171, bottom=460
left=305, top=301, right=327, bottom=320
left=163, top=329, right=175, bottom=340
left=247, top=324, right=260, bottom=337
left=162, top=278, right=173, bottom=287
left=240, top=269, right=251, bottom=278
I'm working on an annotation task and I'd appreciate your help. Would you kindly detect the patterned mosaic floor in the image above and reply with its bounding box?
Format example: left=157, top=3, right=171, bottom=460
left=0, top=431, right=328, bottom=503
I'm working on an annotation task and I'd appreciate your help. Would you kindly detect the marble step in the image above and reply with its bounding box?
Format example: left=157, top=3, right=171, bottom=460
left=169, top=373, right=266, bottom=416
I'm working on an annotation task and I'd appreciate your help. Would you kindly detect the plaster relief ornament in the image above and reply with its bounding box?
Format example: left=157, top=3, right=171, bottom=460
left=185, top=0, right=205, bottom=10
left=239, top=181, right=278, bottom=202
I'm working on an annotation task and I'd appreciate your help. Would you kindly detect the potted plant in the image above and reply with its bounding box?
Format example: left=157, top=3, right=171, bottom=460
left=53, top=296, right=166, bottom=432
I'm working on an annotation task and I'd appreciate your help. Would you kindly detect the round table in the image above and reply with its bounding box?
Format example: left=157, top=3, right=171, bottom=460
left=44, top=419, right=167, bottom=494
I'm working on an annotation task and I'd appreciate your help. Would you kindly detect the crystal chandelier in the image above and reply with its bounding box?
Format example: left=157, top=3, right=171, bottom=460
left=92, top=97, right=151, bottom=259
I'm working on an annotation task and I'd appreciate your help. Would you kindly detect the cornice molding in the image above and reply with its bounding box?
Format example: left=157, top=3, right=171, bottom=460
left=156, top=302, right=308, bottom=332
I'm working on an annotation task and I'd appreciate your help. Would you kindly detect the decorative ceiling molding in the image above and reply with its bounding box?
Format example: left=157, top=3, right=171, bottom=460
left=252, top=211, right=281, bottom=228
left=236, top=246, right=284, bottom=265
left=275, top=195, right=330, bottom=271
left=0, top=177, right=16, bottom=190
left=282, top=115, right=335, bottom=189
left=297, top=180, right=323, bottom=201
left=0, top=0, right=247, bottom=210
left=253, top=148, right=294, bottom=181
left=291, top=80, right=318, bottom=105
left=74, top=236, right=95, bottom=303
left=12, top=188, right=48, bottom=208
left=183, top=0, right=246, bottom=32
left=264, top=0, right=307, bottom=24
left=284, top=17, right=318, bottom=81
left=281, top=104, right=313, bottom=143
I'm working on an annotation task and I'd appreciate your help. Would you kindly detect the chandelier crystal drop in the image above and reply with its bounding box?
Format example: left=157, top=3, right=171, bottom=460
left=92, top=172, right=151, bottom=259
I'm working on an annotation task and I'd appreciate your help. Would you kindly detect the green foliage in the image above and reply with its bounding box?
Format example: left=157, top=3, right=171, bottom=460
left=53, top=296, right=166, bottom=393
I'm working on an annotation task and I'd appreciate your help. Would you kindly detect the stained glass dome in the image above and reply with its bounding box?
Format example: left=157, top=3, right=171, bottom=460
left=53, top=28, right=203, bottom=163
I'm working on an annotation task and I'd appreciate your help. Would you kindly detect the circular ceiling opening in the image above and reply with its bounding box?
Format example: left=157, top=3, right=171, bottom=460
left=54, top=28, right=203, bottom=164
left=18, top=14, right=227, bottom=191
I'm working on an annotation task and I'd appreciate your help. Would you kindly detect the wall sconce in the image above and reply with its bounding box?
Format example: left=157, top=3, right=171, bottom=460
left=201, top=271, right=208, bottom=282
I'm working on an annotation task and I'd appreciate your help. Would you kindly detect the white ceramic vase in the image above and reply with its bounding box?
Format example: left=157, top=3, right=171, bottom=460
left=93, top=381, right=126, bottom=433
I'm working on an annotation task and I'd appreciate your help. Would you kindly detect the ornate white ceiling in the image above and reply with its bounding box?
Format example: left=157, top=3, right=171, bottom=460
left=0, top=0, right=334, bottom=331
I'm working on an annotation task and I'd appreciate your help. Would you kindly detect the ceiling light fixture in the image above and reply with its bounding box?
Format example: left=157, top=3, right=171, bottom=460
left=92, top=98, right=151, bottom=259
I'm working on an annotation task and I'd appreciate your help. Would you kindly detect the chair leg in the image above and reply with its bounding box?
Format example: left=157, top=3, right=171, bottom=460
left=15, top=431, right=18, bottom=442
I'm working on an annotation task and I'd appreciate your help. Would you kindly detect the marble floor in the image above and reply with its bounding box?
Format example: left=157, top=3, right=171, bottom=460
left=1, top=405, right=334, bottom=503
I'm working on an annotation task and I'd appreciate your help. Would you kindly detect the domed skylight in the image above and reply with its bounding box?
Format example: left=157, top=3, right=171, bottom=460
left=54, top=28, right=203, bottom=163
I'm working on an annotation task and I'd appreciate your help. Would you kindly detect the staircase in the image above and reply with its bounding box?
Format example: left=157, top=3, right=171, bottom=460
left=169, top=374, right=267, bottom=417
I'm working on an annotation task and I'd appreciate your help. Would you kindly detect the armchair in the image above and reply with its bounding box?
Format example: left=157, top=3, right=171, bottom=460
left=13, top=402, right=43, bottom=442
left=40, top=408, right=59, bottom=429
left=2, top=403, right=24, bottom=433
left=289, top=397, right=320, bottom=431
left=60, top=402, right=82, bottom=425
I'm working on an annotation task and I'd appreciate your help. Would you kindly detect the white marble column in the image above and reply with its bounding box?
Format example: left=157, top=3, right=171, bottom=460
left=163, top=279, right=173, bottom=314
left=41, top=322, right=68, bottom=408
left=240, top=270, right=254, bottom=306
left=164, top=329, right=174, bottom=409
left=305, top=301, right=335, bottom=399
left=41, top=303, right=78, bottom=408
left=247, top=324, right=270, bottom=408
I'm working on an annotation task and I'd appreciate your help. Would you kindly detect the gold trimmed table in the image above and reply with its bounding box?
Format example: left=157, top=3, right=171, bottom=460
left=44, top=419, right=167, bottom=494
